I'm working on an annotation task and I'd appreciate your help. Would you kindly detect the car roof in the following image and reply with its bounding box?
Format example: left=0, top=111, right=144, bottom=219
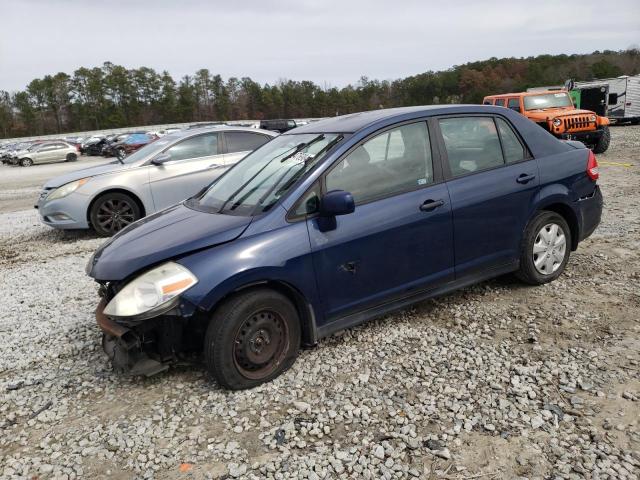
left=485, top=90, right=568, bottom=99
left=168, top=126, right=277, bottom=139
left=288, top=105, right=513, bottom=134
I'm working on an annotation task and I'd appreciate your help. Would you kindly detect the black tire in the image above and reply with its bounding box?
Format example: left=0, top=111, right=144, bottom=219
left=592, top=126, right=610, bottom=154
left=516, top=211, right=572, bottom=285
left=204, top=289, right=301, bottom=390
left=89, top=192, right=142, bottom=237
left=66, top=152, right=77, bottom=162
left=116, top=148, right=126, bottom=160
left=20, top=158, right=33, bottom=167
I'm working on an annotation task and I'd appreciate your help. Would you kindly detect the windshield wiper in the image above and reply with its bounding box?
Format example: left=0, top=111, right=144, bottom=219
left=215, top=136, right=324, bottom=214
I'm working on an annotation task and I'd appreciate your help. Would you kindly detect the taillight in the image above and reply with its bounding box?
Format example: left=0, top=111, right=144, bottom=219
left=587, top=150, right=599, bottom=181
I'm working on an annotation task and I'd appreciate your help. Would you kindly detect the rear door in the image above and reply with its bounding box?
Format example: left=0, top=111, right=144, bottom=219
left=436, top=115, right=539, bottom=278
left=148, top=132, right=223, bottom=210
left=222, top=131, right=272, bottom=166
left=307, top=121, right=454, bottom=322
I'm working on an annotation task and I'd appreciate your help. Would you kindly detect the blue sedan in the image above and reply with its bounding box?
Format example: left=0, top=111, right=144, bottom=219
left=88, top=105, right=603, bottom=389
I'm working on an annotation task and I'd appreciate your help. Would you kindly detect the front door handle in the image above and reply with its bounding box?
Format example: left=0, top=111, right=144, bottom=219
left=419, top=199, right=445, bottom=212
left=516, top=173, right=536, bottom=184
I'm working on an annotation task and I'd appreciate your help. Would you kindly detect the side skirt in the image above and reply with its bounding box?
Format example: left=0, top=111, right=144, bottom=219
left=316, top=261, right=519, bottom=340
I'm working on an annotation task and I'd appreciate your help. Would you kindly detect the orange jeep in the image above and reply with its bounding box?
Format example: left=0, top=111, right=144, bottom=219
left=483, top=90, right=610, bottom=153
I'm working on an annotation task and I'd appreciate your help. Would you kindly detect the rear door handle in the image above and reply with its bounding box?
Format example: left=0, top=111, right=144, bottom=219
left=419, top=199, right=445, bottom=212
left=516, top=174, right=536, bottom=184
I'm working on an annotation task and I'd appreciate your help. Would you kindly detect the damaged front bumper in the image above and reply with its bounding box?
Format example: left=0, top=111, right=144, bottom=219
left=95, top=296, right=203, bottom=377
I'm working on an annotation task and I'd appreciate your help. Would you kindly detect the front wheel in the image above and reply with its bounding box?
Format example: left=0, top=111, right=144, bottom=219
left=516, top=211, right=571, bottom=285
left=592, top=126, right=610, bottom=154
left=204, top=289, right=301, bottom=390
left=89, top=192, right=141, bottom=236
left=66, top=153, right=77, bottom=162
left=116, top=148, right=126, bottom=160
left=20, top=158, right=33, bottom=167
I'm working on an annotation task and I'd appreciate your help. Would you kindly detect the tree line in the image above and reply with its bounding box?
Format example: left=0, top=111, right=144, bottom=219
left=1, top=49, right=638, bottom=138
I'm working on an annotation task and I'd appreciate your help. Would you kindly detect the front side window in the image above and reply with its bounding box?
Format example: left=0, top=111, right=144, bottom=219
left=439, top=117, right=504, bottom=177
left=523, top=92, right=572, bottom=110
left=165, top=133, right=219, bottom=161
left=507, top=98, right=521, bottom=111
left=326, top=122, right=433, bottom=205
left=225, top=132, right=270, bottom=153
left=191, top=133, right=343, bottom=215
left=494, top=98, right=506, bottom=107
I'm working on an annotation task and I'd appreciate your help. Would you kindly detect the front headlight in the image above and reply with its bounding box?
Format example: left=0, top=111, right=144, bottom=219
left=103, top=262, right=198, bottom=319
left=47, top=178, right=90, bottom=201
left=552, top=118, right=562, bottom=127
left=589, top=115, right=597, bottom=122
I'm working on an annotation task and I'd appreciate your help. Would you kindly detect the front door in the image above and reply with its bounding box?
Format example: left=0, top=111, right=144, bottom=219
left=308, top=121, right=455, bottom=323
left=148, top=132, right=225, bottom=210
left=436, top=115, right=540, bottom=277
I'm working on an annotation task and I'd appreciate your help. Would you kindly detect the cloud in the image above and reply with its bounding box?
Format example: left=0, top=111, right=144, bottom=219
left=1, top=0, right=638, bottom=91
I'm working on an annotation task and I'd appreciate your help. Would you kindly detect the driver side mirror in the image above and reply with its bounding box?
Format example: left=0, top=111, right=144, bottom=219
left=317, top=190, right=355, bottom=232
left=151, top=152, right=172, bottom=165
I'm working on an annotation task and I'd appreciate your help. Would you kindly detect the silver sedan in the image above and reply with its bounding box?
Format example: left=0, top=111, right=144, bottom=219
left=36, top=127, right=277, bottom=236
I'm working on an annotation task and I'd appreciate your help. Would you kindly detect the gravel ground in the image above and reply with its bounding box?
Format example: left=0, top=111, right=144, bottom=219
left=0, top=155, right=114, bottom=213
left=0, top=128, right=639, bottom=479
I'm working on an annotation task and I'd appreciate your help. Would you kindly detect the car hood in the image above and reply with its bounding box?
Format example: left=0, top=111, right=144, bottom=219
left=88, top=203, right=252, bottom=281
left=43, top=161, right=133, bottom=188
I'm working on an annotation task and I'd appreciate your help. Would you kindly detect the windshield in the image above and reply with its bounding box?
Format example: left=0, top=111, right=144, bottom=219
left=119, top=135, right=176, bottom=164
left=524, top=92, right=572, bottom=110
left=190, top=133, right=343, bottom=216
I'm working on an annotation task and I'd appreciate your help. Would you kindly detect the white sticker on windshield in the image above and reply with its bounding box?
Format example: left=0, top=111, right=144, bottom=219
left=417, top=178, right=427, bottom=185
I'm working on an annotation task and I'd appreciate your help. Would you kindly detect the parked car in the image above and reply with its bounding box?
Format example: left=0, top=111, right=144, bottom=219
left=483, top=90, right=611, bottom=153
left=259, top=119, right=297, bottom=133
left=80, top=135, right=105, bottom=154
left=16, top=141, right=78, bottom=166
left=86, top=105, right=603, bottom=389
left=103, top=133, right=156, bottom=159
left=5, top=141, right=44, bottom=165
left=37, top=127, right=276, bottom=236
left=83, top=137, right=110, bottom=156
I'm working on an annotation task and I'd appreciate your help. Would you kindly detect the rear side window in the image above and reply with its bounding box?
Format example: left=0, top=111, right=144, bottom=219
left=165, top=133, right=219, bottom=161
left=225, top=132, right=270, bottom=153
left=496, top=118, right=526, bottom=163
left=494, top=99, right=506, bottom=107
left=326, top=122, right=433, bottom=204
left=439, top=117, right=504, bottom=177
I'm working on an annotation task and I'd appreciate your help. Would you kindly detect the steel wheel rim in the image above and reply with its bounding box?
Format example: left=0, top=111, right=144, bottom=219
left=96, top=199, right=135, bottom=233
left=533, top=222, right=566, bottom=275
left=233, top=309, right=289, bottom=380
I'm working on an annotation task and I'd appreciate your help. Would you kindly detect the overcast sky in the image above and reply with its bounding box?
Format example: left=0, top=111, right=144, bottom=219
left=1, top=0, right=639, bottom=92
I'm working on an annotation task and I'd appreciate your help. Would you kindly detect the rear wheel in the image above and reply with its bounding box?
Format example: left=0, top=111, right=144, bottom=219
left=592, top=126, right=610, bottom=154
left=516, top=211, right=571, bottom=285
left=66, top=152, right=77, bottom=162
left=204, top=289, right=300, bottom=390
left=89, top=192, right=141, bottom=236
left=20, top=158, right=33, bottom=167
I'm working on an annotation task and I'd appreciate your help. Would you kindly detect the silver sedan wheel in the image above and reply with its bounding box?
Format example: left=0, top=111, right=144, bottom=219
left=533, top=223, right=566, bottom=275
